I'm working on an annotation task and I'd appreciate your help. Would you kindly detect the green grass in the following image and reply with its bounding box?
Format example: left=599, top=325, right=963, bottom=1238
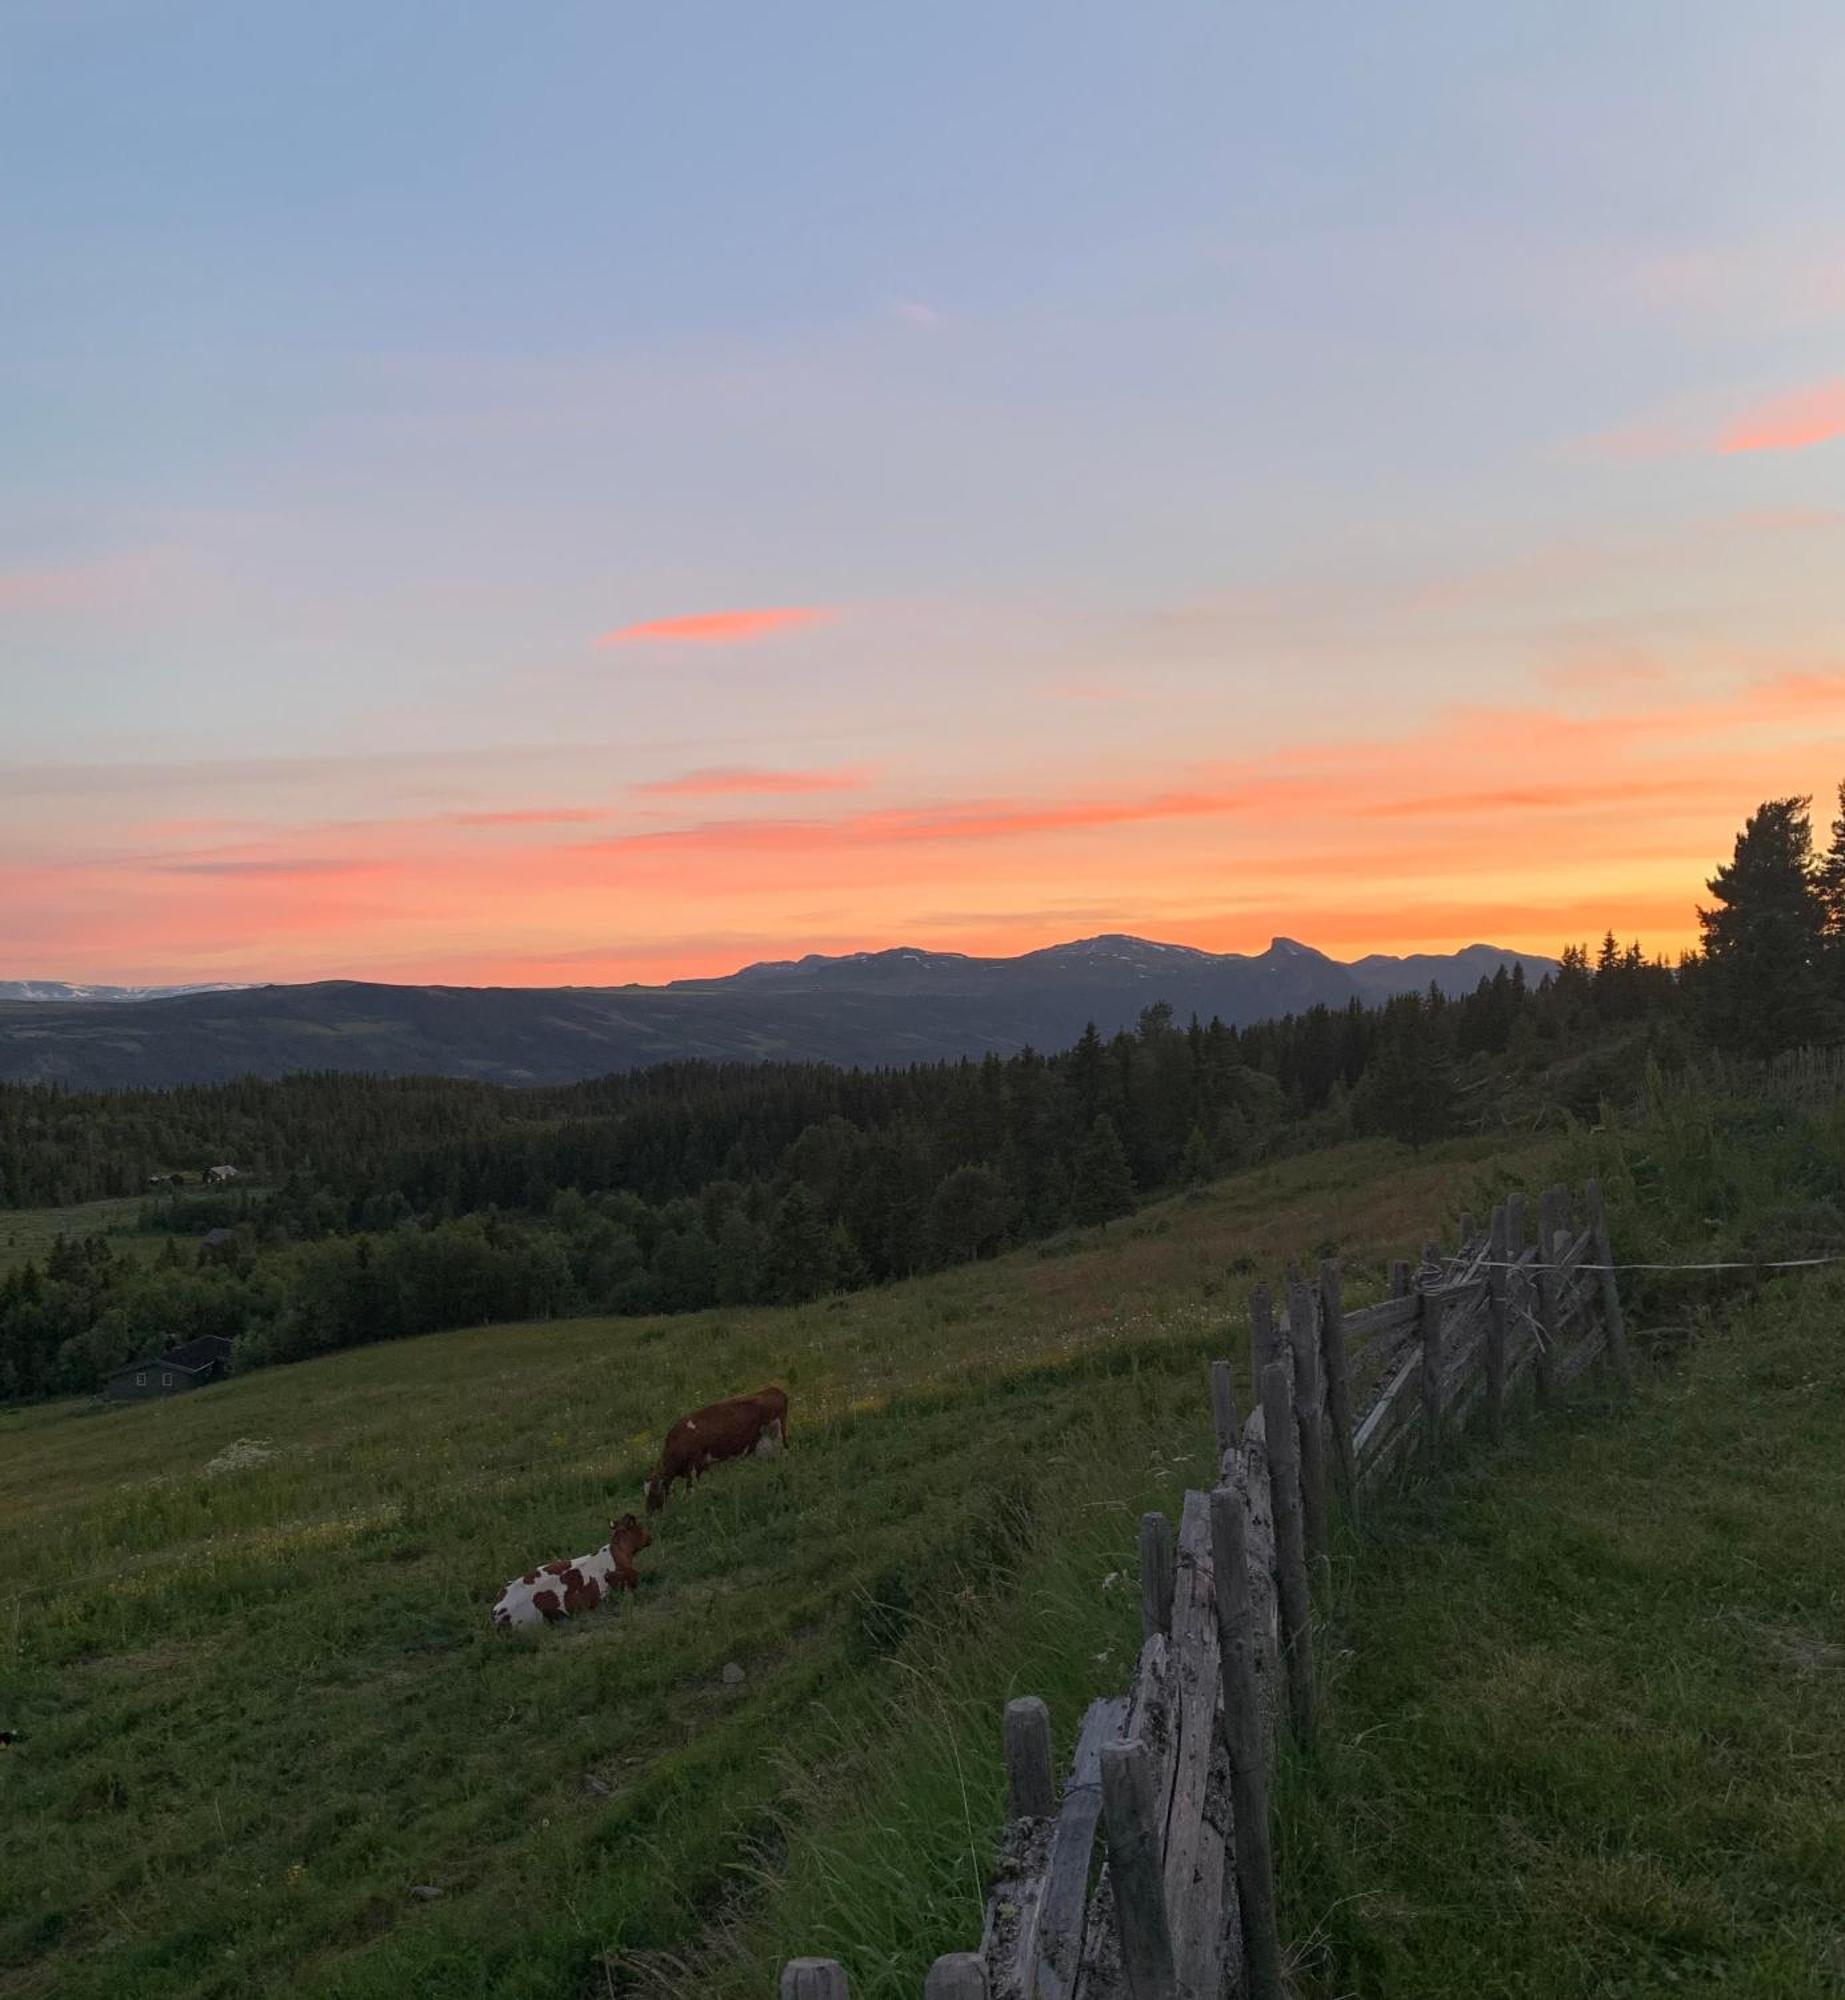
left=0, top=1135, right=1547, bottom=2000
left=0, top=1196, right=168, bottom=1277
left=1279, top=1272, right=1845, bottom=1998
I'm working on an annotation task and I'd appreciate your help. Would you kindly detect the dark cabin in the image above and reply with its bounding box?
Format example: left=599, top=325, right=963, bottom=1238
left=103, top=1335, right=235, bottom=1403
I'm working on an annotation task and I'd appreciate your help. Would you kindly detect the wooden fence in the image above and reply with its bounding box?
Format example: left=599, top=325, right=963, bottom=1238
left=780, top=1177, right=1633, bottom=2000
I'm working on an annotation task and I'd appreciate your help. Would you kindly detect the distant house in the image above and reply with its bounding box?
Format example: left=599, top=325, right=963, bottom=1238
left=102, top=1336, right=235, bottom=1403
left=205, top=1164, right=240, bottom=1184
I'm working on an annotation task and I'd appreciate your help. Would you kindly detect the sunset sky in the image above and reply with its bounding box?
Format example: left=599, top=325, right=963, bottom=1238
left=6, top=4, right=1845, bottom=986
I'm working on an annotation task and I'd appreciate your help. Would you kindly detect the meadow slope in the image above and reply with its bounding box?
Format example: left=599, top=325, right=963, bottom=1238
left=0, top=1136, right=1551, bottom=2000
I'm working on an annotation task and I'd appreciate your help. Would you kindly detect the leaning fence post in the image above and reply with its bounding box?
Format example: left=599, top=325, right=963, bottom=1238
left=1317, top=1257, right=1357, bottom=1519
left=1484, top=1204, right=1509, bottom=1444
left=1582, top=1177, right=1635, bottom=1392
left=1249, top=1283, right=1281, bottom=1390
left=1534, top=1187, right=1563, bottom=1407
left=1258, top=1358, right=1316, bottom=1743
left=1210, top=1485, right=1283, bottom=2000
left=1418, top=1242, right=1446, bottom=1470
left=1139, top=1512, right=1175, bottom=1641
left=1099, top=1739, right=1180, bottom=2000
left=1285, top=1268, right=1331, bottom=1574
left=925, top=1954, right=990, bottom=2000
left=1389, top=1257, right=1411, bottom=1298
left=1004, top=1696, right=1055, bottom=1822
left=1210, top=1358, right=1240, bottom=1461
left=782, top=1960, right=850, bottom=2000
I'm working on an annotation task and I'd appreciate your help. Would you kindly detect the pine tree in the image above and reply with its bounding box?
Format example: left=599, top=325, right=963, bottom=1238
left=827, top=1221, right=870, bottom=1293
left=1179, top=1124, right=1214, bottom=1188
left=1697, top=796, right=1833, bottom=1054
left=1355, top=997, right=1455, bottom=1151
left=1819, top=782, right=1845, bottom=939
left=763, top=1184, right=836, bottom=1304
left=1071, top=1114, right=1134, bottom=1225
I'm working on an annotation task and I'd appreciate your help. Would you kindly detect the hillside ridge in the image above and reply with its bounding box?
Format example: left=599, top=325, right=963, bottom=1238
left=0, top=933, right=1555, bottom=1088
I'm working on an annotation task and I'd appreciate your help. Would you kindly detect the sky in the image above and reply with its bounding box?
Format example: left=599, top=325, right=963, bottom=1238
left=4, top=2, right=1845, bottom=987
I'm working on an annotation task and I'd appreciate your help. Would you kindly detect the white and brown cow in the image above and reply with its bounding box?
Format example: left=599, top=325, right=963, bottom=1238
left=491, top=1513, right=652, bottom=1630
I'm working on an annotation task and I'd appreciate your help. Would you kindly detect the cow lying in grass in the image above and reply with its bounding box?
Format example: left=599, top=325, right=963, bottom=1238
left=644, top=1385, right=789, bottom=1513
left=492, top=1513, right=652, bottom=1630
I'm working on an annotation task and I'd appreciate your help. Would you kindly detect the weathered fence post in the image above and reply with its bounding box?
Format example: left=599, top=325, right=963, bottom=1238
left=1210, top=1485, right=1283, bottom=2000
left=1505, top=1190, right=1527, bottom=1253
left=1582, top=1177, right=1635, bottom=1391
left=1418, top=1241, right=1447, bottom=1470
left=1317, top=1256, right=1357, bottom=1519
left=1389, top=1257, right=1411, bottom=1299
left=1258, top=1358, right=1316, bottom=1743
left=925, top=1954, right=990, bottom=2000
left=1210, top=1358, right=1240, bottom=1461
left=1139, top=1512, right=1175, bottom=1641
left=1484, top=1203, right=1509, bottom=1444
left=1099, top=1739, right=1180, bottom=2000
left=1285, top=1268, right=1331, bottom=1574
left=1004, top=1695, right=1055, bottom=1822
left=1249, top=1283, right=1281, bottom=1390
left=1534, top=1186, right=1563, bottom=1406
left=782, top=1960, right=850, bottom=2000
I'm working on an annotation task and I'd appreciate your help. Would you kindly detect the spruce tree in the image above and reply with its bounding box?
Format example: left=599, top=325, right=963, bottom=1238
left=1179, top=1124, right=1214, bottom=1188
left=763, top=1184, right=834, bottom=1304
left=1071, top=1114, right=1134, bottom=1225
left=1697, top=797, right=1832, bottom=1054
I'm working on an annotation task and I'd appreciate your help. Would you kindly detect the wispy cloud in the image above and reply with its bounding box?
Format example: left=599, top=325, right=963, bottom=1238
left=632, top=765, right=874, bottom=798
left=596, top=606, right=836, bottom=646
left=0, top=549, right=176, bottom=613
left=151, top=858, right=379, bottom=879
left=1583, top=381, right=1845, bottom=461
left=1718, top=380, right=1845, bottom=456
left=440, top=806, right=612, bottom=828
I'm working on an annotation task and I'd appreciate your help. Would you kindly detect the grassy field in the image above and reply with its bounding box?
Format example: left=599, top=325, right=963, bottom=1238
left=0, top=1134, right=1553, bottom=2000
left=0, top=1195, right=168, bottom=1277
left=1280, top=1269, right=1845, bottom=1998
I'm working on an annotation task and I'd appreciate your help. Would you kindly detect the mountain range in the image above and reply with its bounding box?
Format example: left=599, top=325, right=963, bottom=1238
left=0, top=935, right=1555, bottom=1089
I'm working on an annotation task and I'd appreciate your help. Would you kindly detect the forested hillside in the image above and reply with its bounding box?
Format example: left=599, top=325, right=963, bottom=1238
left=0, top=946, right=1669, bottom=1401
left=6, top=783, right=1845, bottom=1405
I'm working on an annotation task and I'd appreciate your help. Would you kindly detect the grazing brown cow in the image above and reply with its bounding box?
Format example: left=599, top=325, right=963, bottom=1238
left=645, top=1385, right=790, bottom=1512
left=492, top=1514, right=652, bottom=1630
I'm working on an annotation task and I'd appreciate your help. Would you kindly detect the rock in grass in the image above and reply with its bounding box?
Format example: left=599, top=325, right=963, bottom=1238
left=721, top=1661, right=745, bottom=1687
left=408, top=1885, right=444, bottom=1902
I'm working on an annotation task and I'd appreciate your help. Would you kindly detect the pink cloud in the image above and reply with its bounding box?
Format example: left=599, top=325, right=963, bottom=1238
left=631, top=765, right=874, bottom=798
left=1718, top=380, right=1845, bottom=456
left=596, top=606, right=836, bottom=646
left=0, top=551, right=169, bottom=612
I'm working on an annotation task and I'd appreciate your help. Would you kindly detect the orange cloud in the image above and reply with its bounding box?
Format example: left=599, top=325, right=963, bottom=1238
left=632, top=766, right=873, bottom=797
left=17, top=664, right=1845, bottom=987
left=1719, top=380, right=1845, bottom=455
left=596, top=606, right=835, bottom=646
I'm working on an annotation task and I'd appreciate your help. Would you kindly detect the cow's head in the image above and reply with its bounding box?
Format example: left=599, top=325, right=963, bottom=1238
left=610, top=1511, right=653, bottom=1557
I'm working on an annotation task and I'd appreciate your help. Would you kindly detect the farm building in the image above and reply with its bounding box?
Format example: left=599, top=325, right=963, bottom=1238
left=103, top=1335, right=235, bottom=1403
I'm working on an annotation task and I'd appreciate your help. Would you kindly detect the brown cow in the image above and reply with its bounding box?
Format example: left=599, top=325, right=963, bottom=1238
left=644, top=1385, right=790, bottom=1513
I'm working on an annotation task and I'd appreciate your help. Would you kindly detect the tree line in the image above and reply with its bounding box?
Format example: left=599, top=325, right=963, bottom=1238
left=1, top=784, right=1835, bottom=1401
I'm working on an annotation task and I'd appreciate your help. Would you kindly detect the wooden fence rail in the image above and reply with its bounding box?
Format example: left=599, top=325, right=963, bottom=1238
left=782, top=1181, right=1626, bottom=2000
